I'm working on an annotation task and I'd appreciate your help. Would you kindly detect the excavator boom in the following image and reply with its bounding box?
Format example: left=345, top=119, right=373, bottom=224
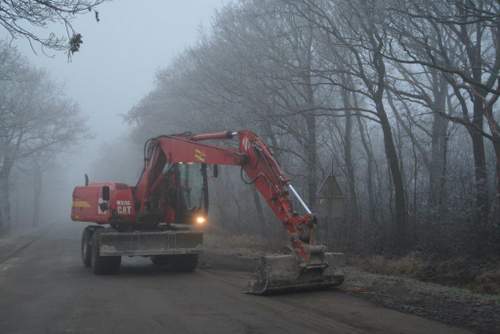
left=137, top=130, right=344, bottom=294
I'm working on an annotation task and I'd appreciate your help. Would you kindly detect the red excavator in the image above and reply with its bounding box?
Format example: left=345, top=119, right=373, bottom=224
left=71, top=130, right=344, bottom=294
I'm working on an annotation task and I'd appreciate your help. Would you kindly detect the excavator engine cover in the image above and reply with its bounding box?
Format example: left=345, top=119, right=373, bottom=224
left=247, top=246, right=345, bottom=295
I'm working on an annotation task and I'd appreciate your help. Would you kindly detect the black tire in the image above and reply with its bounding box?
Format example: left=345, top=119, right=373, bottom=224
left=151, top=254, right=198, bottom=272
left=90, top=231, right=121, bottom=275
left=81, top=227, right=93, bottom=268
left=169, top=254, right=199, bottom=272
left=151, top=255, right=170, bottom=265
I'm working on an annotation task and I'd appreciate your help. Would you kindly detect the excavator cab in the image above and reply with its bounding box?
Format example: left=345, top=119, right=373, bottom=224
left=174, top=163, right=208, bottom=226
left=136, top=160, right=209, bottom=228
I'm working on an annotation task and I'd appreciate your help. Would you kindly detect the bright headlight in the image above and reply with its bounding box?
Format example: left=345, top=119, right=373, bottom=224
left=195, top=215, right=206, bottom=225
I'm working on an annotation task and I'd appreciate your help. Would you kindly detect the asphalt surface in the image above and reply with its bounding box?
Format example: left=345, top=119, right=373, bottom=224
left=0, top=223, right=471, bottom=334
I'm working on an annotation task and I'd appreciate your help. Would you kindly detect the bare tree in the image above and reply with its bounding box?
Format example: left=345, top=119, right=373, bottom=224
left=287, top=0, right=410, bottom=253
left=384, top=0, right=499, bottom=254
left=0, top=0, right=105, bottom=53
left=0, top=44, right=87, bottom=230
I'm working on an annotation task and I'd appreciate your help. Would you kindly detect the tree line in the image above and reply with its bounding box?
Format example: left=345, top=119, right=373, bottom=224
left=127, top=0, right=500, bottom=257
left=0, top=1, right=105, bottom=231
left=0, top=42, right=86, bottom=231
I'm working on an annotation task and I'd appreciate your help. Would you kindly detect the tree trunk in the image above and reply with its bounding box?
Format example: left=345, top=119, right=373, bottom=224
left=358, top=118, right=376, bottom=218
left=302, top=24, right=317, bottom=210
left=467, top=25, right=490, bottom=230
left=483, top=101, right=500, bottom=228
left=0, top=172, right=11, bottom=231
left=32, top=164, right=43, bottom=227
left=471, top=97, right=489, bottom=225
left=252, top=186, right=267, bottom=236
left=340, top=87, right=360, bottom=250
left=376, top=99, right=408, bottom=254
left=354, top=104, right=377, bottom=229
left=429, top=74, right=449, bottom=221
left=361, top=8, right=408, bottom=253
left=232, top=197, right=243, bottom=234
left=304, top=113, right=317, bottom=209
left=492, top=140, right=500, bottom=225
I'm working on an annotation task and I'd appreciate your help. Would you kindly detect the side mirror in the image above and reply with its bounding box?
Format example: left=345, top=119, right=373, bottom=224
left=102, top=186, right=110, bottom=201
left=213, top=164, right=219, bottom=178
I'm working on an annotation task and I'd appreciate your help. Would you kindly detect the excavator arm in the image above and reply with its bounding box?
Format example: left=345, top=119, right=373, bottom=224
left=134, top=130, right=344, bottom=294
left=135, top=130, right=315, bottom=262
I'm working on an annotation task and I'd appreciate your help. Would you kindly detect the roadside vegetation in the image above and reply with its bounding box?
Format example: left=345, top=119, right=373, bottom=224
left=352, top=254, right=500, bottom=295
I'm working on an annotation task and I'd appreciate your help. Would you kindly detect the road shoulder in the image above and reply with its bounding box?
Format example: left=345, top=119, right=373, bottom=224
left=201, top=249, right=500, bottom=333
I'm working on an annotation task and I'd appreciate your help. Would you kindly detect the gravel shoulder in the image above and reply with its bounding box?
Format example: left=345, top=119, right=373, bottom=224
left=342, top=267, right=500, bottom=334
left=202, top=244, right=500, bottom=334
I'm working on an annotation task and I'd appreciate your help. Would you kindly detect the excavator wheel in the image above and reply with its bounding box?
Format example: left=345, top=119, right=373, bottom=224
left=151, top=254, right=198, bottom=272
left=90, top=231, right=121, bottom=275
left=151, top=255, right=170, bottom=265
left=169, top=254, right=198, bottom=272
left=81, top=227, right=93, bottom=267
left=81, top=225, right=103, bottom=268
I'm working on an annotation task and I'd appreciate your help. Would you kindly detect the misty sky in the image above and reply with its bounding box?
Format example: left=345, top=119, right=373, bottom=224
left=3, top=0, right=226, bottom=183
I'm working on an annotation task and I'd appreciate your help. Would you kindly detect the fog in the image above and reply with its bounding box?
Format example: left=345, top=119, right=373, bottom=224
left=24, top=0, right=224, bottom=176
left=1, top=2, right=500, bottom=332
left=1, top=0, right=226, bottom=226
left=1, top=0, right=499, bottom=265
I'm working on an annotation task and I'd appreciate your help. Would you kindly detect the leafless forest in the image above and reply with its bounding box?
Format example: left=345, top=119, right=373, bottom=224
left=2, top=0, right=500, bottom=261
left=124, top=0, right=500, bottom=260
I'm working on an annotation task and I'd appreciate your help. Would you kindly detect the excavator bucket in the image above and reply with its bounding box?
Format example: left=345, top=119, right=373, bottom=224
left=247, top=245, right=345, bottom=295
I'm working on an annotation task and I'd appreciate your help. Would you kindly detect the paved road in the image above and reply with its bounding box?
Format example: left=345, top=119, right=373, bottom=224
left=0, top=223, right=470, bottom=334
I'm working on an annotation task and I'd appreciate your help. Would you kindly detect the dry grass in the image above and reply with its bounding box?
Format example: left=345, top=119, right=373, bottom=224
left=353, top=253, right=425, bottom=277
left=352, top=254, right=500, bottom=296
left=204, top=229, right=282, bottom=257
left=473, top=269, right=500, bottom=294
